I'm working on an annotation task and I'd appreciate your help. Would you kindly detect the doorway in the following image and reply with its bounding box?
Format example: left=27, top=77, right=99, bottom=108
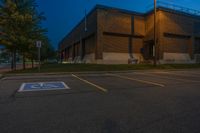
left=143, top=40, right=154, bottom=60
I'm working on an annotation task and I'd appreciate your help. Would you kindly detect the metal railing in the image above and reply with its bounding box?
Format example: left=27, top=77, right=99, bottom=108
left=146, top=1, right=200, bottom=16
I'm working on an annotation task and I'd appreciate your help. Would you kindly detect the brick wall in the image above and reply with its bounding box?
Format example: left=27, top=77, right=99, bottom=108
left=97, top=9, right=144, bottom=54
left=145, top=9, right=200, bottom=59
left=103, top=35, right=129, bottom=53
left=60, top=10, right=97, bottom=51
left=102, top=10, right=132, bottom=34
left=60, top=6, right=200, bottom=63
left=158, top=10, right=200, bottom=59
left=132, top=38, right=143, bottom=53
left=85, top=35, right=95, bottom=54
left=134, top=16, right=145, bottom=36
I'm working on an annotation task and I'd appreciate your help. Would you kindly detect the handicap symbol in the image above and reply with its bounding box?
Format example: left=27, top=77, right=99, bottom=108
left=30, top=83, right=42, bottom=89
left=42, top=83, right=60, bottom=89
left=30, top=83, right=59, bottom=89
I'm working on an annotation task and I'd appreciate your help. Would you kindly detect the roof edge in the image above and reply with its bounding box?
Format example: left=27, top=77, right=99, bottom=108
left=59, top=4, right=200, bottom=47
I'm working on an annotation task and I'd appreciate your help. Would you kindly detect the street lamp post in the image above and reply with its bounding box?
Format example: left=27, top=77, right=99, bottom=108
left=36, top=41, right=42, bottom=72
left=153, top=0, right=157, bottom=66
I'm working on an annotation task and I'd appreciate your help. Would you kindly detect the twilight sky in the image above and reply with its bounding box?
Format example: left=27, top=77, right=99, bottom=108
left=35, top=0, right=200, bottom=49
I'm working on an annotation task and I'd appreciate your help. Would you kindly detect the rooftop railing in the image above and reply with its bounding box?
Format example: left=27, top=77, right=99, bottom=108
left=147, top=1, right=200, bottom=16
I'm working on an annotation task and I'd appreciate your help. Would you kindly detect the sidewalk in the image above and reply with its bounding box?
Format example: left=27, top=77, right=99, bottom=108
left=0, top=63, right=37, bottom=74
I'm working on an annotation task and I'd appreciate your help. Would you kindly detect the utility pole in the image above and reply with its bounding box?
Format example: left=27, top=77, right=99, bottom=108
left=153, top=0, right=157, bottom=66
left=84, top=8, right=88, bottom=32
left=36, top=41, right=42, bottom=72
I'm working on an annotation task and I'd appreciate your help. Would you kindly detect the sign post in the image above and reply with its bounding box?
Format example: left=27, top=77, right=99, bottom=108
left=36, top=41, right=42, bottom=72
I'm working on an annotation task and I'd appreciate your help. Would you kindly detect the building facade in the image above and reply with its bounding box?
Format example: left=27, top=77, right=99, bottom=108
left=59, top=5, right=200, bottom=64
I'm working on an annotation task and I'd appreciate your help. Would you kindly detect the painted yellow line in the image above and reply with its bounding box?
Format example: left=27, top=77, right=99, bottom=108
left=135, top=72, right=200, bottom=83
left=72, top=74, right=108, bottom=93
left=158, top=72, right=200, bottom=79
left=107, top=74, right=165, bottom=87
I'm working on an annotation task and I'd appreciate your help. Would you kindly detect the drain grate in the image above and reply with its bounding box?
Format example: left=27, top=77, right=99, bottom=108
left=18, top=82, right=70, bottom=92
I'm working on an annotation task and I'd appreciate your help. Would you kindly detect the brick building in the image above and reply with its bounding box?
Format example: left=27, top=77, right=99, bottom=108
left=59, top=4, right=200, bottom=64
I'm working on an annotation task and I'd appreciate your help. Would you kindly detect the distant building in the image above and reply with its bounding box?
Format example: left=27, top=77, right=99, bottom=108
left=59, top=4, right=200, bottom=64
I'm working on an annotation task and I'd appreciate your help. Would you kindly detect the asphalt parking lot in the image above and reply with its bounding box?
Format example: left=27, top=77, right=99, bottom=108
left=0, top=70, right=200, bottom=133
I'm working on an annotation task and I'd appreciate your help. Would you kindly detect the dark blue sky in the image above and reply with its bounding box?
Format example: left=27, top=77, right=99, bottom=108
left=36, top=0, right=200, bottom=49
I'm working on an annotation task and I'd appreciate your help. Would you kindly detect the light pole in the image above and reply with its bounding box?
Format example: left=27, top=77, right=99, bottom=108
left=153, top=0, right=157, bottom=66
left=36, top=41, right=42, bottom=72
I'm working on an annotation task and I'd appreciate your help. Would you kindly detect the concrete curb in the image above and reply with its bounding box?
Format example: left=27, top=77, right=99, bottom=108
left=3, top=68, right=199, bottom=77
left=0, top=69, right=200, bottom=79
left=4, top=70, right=137, bottom=77
left=4, top=69, right=165, bottom=77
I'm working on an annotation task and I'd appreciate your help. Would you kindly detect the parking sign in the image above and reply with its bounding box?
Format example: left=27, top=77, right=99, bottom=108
left=36, top=41, right=42, bottom=48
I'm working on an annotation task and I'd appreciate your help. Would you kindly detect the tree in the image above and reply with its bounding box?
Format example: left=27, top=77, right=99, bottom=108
left=0, top=0, right=47, bottom=70
left=0, top=0, right=20, bottom=70
left=11, top=0, right=46, bottom=69
left=39, top=37, right=56, bottom=61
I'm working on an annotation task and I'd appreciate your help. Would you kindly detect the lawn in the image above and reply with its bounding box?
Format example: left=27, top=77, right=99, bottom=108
left=6, top=63, right=200, bottom=74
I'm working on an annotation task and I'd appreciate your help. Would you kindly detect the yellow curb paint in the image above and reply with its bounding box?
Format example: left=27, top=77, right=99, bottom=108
left=107, top=74, right=165, bottom=87
left=72, top=74, right=108, bottom=93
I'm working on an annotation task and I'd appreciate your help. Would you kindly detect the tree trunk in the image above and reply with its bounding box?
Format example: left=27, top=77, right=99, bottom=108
left=13, top=49, right=16, bottom=70
left=10, top=48, right=17, bottom=71
left=31, top=58, right=34, bottom=68
left=11, top=51, right=14, bottom=70
left=23, top=53, right=26, bottom=70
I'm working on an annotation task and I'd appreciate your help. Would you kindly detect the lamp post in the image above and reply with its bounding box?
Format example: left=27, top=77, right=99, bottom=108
left=36, top=41, right=42, bottom=72
left=153, top=0, right=157, bottom=66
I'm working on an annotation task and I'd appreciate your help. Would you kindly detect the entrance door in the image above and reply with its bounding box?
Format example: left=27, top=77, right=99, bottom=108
left=143, top=40, right=154, bottom=60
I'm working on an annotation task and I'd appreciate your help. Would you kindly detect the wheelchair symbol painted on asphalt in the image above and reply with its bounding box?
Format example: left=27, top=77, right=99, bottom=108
left=18, top=82, right=70, bottom=92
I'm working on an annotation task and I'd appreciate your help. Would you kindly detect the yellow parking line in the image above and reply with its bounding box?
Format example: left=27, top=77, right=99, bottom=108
left=107, top=74, right=165, bottom=87
left=158, top=72, right=200, bottom=79
left=72, top=74, right=108, bottom=93
left=135, top=72, right=200, bottom=83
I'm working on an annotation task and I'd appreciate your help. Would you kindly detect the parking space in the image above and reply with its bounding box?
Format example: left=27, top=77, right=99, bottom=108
left=1, top=70, right=200, bottom=100
left=147, top=71, right=200, bottom=82
left=73, top=74, right=158, bottom=91
left=0, top=75, right=103, bottom=100
left=118, top=71, right=200, bottom=86
left=1, top=70, right=200, bottom=133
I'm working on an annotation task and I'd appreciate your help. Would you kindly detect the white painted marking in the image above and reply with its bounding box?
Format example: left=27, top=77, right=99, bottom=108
left=18, top=83, right=26, bottom=92
left=18, top=81, right=70, bottom=92
left=107, top=74, right=165, bottom=87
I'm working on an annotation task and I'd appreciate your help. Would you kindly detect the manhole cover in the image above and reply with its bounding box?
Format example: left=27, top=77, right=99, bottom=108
left=18, top=82, right=70, bottom=92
